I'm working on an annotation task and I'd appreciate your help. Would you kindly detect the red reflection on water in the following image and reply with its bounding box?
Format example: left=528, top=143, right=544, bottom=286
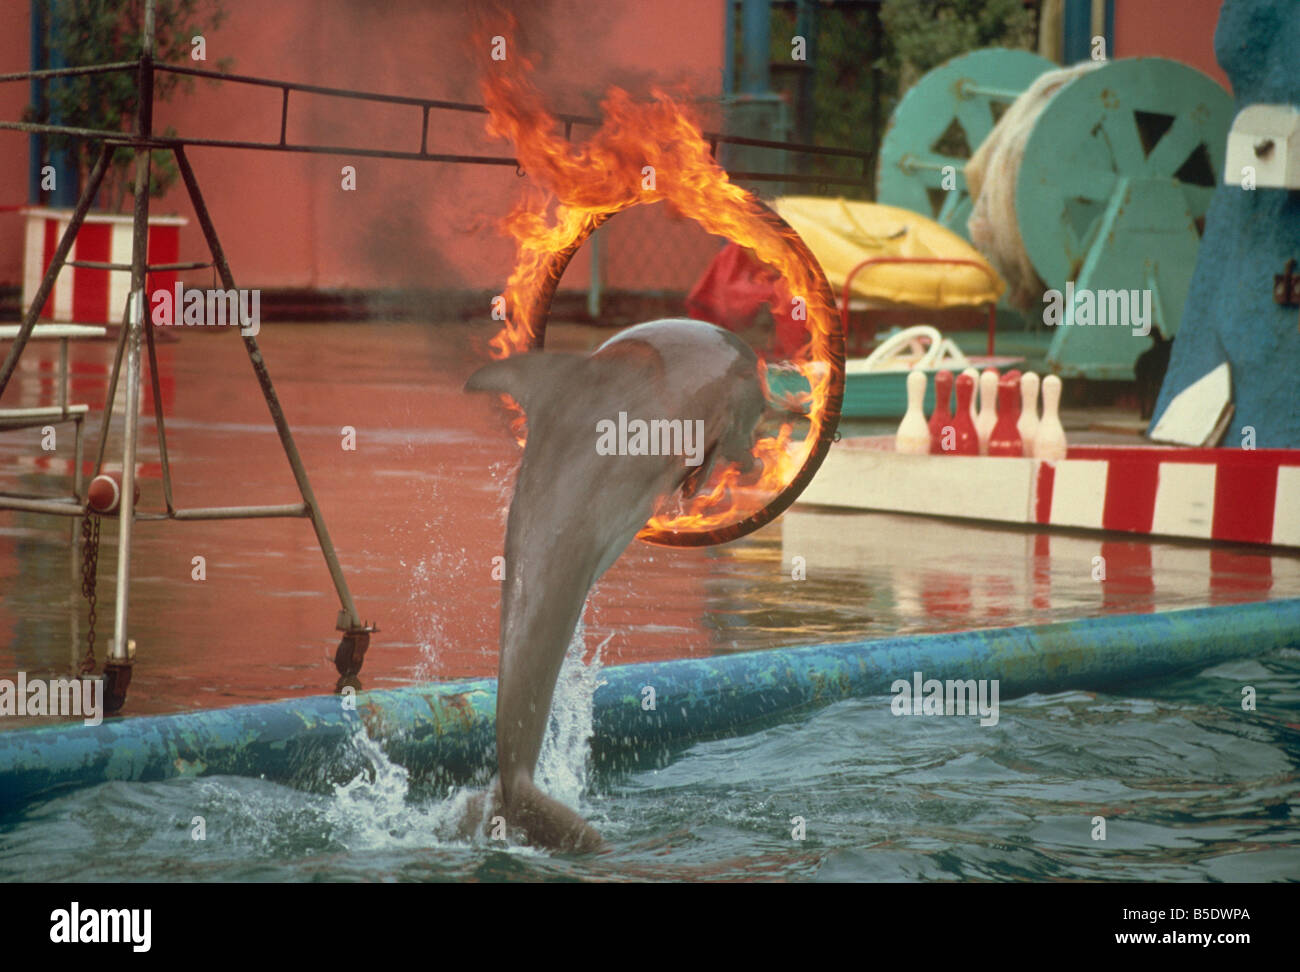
left=1, top=323, right=1297, bottom=724
left=0, top=323, right=730, bottom=718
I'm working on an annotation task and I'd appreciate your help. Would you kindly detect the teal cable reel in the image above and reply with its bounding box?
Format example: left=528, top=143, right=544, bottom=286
left=877, top=49, right=1234, bottom=380
left=878, top=48, right=1057, bottom=241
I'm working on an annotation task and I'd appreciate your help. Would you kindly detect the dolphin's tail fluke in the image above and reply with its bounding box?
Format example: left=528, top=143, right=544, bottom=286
left=494, top=776, right=607, bottom=854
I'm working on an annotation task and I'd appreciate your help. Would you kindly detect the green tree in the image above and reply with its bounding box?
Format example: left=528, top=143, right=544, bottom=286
left=881, top=0, right=1038, bottom=88
left=26, top=0, right=230, bottom=211
left=767, top=0, right=1039, bottom=198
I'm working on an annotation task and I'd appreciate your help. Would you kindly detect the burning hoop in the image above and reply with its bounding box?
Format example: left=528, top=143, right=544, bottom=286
left=514, top=201, right=844, bottom=548
left=481, top=67, right=844, bottom=547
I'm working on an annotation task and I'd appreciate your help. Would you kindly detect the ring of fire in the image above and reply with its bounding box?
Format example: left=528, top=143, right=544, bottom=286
left=505, top=199, right=845, bottom=548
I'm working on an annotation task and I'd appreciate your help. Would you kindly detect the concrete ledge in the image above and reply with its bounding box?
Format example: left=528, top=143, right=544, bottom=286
left=1, top=598, right=1297, bottom=813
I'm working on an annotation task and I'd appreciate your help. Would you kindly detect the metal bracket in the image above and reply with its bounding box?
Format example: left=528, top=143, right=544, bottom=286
left=1274, top=258, right=1300, bottom=332
left=1273, top=258, right=1300, bottom=332
left=334, top=621, right=378, bottom=693
left=1274, top=258, right=1300, bottom=304
left=103, top=658, right=134, bottom=714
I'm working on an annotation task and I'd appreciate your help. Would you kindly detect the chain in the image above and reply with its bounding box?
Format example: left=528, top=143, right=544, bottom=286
left=79, top=511, right=101, bottom=676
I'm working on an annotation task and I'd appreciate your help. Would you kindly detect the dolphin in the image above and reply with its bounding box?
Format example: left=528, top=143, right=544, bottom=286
left=465, top=318, right=767, bottom=852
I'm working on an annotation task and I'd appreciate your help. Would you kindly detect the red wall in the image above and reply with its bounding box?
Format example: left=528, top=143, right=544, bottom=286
left=0, top=0, right=725, bottom=294
left=1113, top=0, right=1228, bottom=90
left=0, top=3, right=33, bottom=287
left=2, top=1, right=1237, bottom=297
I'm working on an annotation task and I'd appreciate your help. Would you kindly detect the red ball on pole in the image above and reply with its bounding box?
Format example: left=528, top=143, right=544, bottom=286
left=87, top=472, right=141, bottom=515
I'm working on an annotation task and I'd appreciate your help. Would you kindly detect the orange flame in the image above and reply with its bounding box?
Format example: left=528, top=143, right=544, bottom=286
left=481, top=47, right=837, bottom=539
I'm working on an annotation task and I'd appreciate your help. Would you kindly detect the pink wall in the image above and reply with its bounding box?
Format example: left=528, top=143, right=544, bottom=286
left=0, top=0, right=725, bottom=294
left=0, top=3, right=34, bottom=287
left=5, top=0, right=1235, bottom=299
left=1114, top=0, right=1229, bottom=90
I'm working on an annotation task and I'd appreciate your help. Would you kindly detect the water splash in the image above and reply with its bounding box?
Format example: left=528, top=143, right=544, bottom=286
left=322, top=620, right=607, bottom=852
left=408, top=457, right=515, bottom=681
left=406, top=548, right=476, bottom=683
left=324, top=724, right=480, bottom=848
left=535, top=623, right=609, bottom=812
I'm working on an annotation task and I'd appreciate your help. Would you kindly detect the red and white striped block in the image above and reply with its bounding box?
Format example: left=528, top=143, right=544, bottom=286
left=797, top=437, right=1300, bottom=548
left=1036, top=446, right=1300, bottom=547
left=21, top=207, right=186, bottom=324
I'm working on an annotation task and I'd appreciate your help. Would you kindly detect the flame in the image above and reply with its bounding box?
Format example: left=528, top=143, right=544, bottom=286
left=480, top=44, right=837, bottom=540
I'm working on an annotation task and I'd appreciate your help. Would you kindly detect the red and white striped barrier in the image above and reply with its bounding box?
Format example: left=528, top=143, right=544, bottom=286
left=21, top=207, right=186, bottom=324
left=797, top=437, right=1300, bottom=548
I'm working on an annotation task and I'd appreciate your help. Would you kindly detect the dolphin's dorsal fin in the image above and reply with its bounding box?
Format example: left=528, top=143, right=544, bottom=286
left=464, top=352, right=588, bottom=413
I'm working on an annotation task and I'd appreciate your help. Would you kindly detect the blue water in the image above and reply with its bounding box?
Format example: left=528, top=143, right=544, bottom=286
left=3, top=648, right=1297, bottom=882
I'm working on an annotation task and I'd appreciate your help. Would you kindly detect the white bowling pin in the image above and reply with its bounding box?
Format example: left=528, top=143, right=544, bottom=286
left=1018, top=372, right=1040, bottom=458
left=1034, top=374, right=1067, bottom=461
left=895, top=370, right=932, bottom=454
left=975, top=368, right=998, bottom=455
left=961, top=367, right=979, bottom=421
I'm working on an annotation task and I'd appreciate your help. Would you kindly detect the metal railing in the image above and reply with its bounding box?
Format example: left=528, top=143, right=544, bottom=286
left=0, top=0, right=874, bottom=708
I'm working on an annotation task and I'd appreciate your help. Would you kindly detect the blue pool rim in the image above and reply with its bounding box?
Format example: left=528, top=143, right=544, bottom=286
left=1, top=598, right=1297, bottom=813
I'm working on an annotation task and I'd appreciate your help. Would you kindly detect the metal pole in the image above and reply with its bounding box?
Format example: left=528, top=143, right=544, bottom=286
left=109, top=0, right=156, bottom=671
left=869, top=1, right=883, bottom=196
left=586, top=228, right=602, bottom=320
left=172, top=145, right=363, bottom=631
left=956, top=81, right=1025, bottom=101
left=739, top=0, right=771, bottom=96
left=57, top=337, right=67, bottom=412
left=92, top=298, right=132, bottom=475
left=722, top=0, right=736, bottom=96
left=27, top=0, right=41, bottom=206
left=142, top=279, right=175, bottom=513
left=792, top=0, right=817, bottom=154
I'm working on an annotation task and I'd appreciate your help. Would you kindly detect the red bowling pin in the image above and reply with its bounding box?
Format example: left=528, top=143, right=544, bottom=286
left=975, top=368, right=999, bottom=455
left=929, top=370, right=954, bottom=455
left=950, top=372, right=979, bottom=455
left=988, top=371, right=1024, bottom=457
left=961, top=367, right=979, bottom=421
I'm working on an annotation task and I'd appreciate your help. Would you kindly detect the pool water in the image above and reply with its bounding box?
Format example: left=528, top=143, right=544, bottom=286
left=2, top=647, right=1297, bottom=881
left=1, top=322, right=1298, bottom=880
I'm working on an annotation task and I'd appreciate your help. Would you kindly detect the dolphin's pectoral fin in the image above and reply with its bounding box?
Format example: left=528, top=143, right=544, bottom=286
left=464, top=352, right=587, bottom=413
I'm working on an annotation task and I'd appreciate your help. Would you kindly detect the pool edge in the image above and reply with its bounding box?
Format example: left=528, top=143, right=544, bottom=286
left=1, top=597, right=1297, bottom=812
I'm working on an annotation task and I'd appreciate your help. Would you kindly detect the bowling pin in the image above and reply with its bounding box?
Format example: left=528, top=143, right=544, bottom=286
left=975, top=368, right=998, bottom=455
left=895, top=369, right=931, bottom=454
left=929, top=370, right=954, bottom=455
left=951, top=372, right=979, bottom=455
left=1034, top=374, right=1067, bottom=461
left=1018, top=372, right=1040, bottom=458
left=988, top=372, right=1023, bottom=456
left=961, top=367, right=979, bottom=421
